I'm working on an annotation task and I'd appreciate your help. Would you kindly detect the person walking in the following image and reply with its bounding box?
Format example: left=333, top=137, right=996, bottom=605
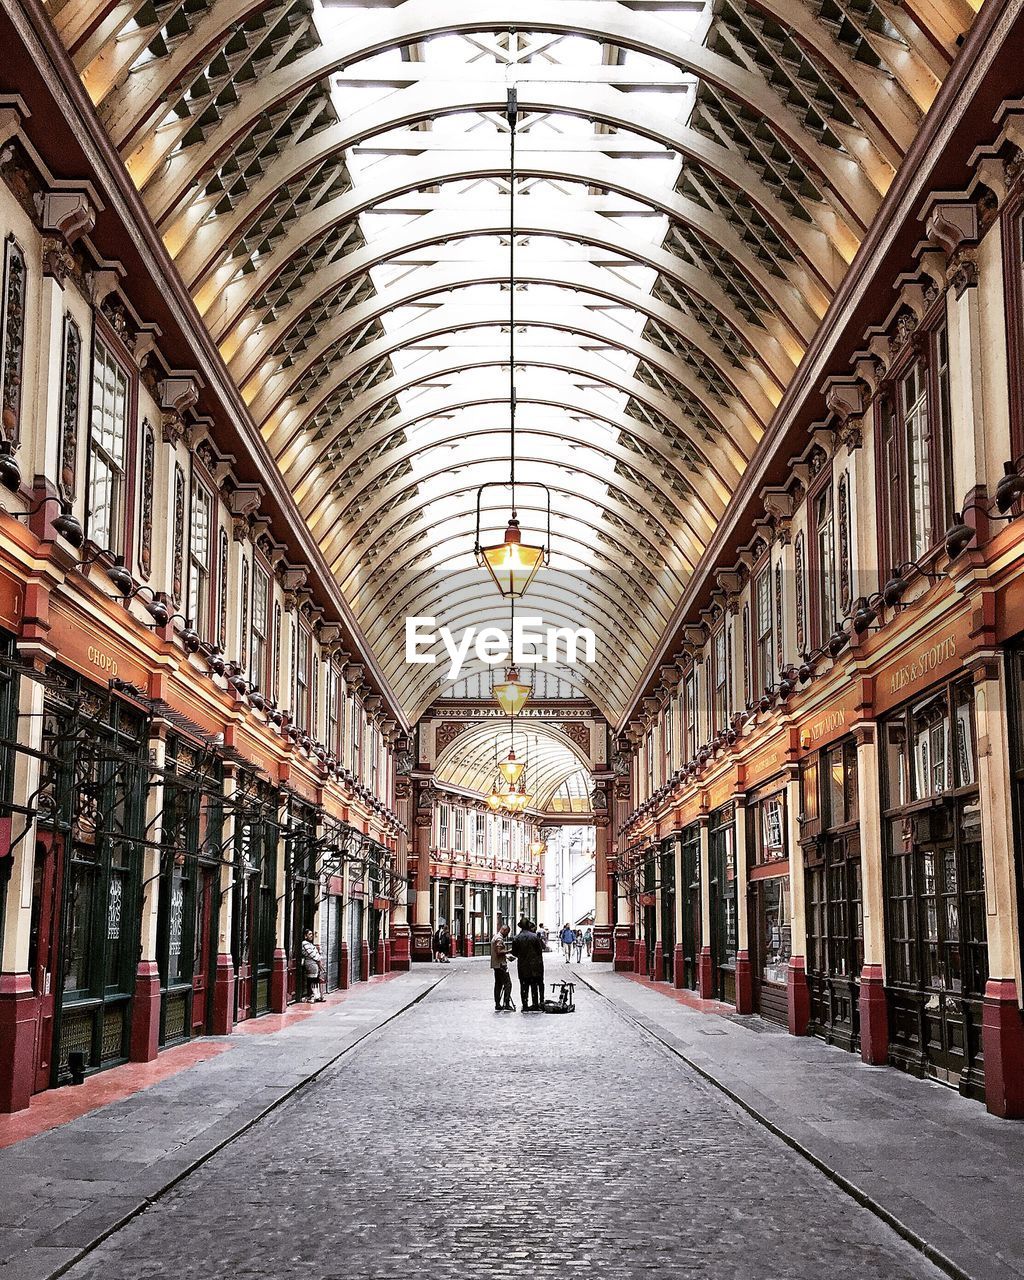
left=573, top=929, right=584, bottom=963
left=432, top=922, right=451, bottom=963
left=559, top=922, right=574, bottom=962
left=511, top=917, right=545, bottom=1012
left=301, top=928, right=324, bottom=1002
left=490, top=924, right=515, bottom=1011
left=584, top=926, right=593, bottom=958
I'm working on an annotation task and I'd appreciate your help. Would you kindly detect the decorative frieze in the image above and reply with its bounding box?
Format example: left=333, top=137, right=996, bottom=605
left=138, top=418, right=154, bottom=578
left=57, top=314, right=81, bottom=502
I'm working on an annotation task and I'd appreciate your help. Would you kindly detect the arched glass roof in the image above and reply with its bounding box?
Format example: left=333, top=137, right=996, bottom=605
left=49, top=0, right=977, bottom=720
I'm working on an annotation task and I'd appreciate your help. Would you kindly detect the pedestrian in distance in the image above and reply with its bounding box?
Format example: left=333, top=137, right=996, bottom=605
left=490, top=923, right=515, bottom=1011
left=560, top=922, right=574, bottom=961
left=573, top=929, right=585, bottom=963
left=301, top=928, right=325, bottom=1002
left=584, top=926, right=593, bottom=958
left=511, top=917, right=545, bottom=1012
left=433, top=923, right=452, bottom=963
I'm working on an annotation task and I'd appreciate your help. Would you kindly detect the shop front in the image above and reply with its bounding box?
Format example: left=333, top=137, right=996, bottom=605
left=708, top=804, right=737, bottom=1004
left=676, top=823, right=701, bottom=991
left=285, top=800, right=319, bottom=1002
left=470, top=882, right=494, bottom=956
left=747, top=784, right=790, bottom=1026
left=800, top=737, right=864, bottom=1051
left=33, top=668, right=149, bottom=1086
left=156, top=734, right=224, bottom=1045
left=232, top=773, right=279, bottom=1021
left=881, top=675, right=988, bottom=1099
left=659, top=838, right=675, bottom=983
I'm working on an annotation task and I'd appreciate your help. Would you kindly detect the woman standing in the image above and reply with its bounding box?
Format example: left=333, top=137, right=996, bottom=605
left=301, top=929, right=325, bottom=1002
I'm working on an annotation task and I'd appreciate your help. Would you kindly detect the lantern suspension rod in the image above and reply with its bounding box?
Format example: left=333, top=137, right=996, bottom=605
left=506, top=84, right=518, bottom=509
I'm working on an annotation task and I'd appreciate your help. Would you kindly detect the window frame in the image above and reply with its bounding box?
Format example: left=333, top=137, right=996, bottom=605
left=86, top=325, right=137, bottom=557
left=249, top=557, right=272, bottom=693
left=754, top=559, right=774, bottom=697
left=186, top=474, right=215, bottom=639
left=807, top=468, right=836, bottom=650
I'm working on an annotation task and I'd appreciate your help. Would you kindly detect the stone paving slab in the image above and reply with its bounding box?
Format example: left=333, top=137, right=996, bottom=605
left=0, top=969, right=445, bottom=1280
left=575, top=963, right=1024, bottom=1280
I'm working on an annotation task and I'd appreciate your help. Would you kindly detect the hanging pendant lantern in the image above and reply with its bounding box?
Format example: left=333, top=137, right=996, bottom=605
left=474, top=487, right=550, bottom=600
left=493, top=665, right=531, bottom=716
left=498, top=748, right=525, bottom=786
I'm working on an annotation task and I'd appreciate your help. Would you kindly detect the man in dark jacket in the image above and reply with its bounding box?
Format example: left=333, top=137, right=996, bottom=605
left=510, top=918, right=545, bottom=1012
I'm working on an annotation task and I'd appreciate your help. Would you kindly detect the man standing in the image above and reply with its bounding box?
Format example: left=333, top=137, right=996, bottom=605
left=560, top=922, right=575, bottom=962
left=491, top=924, right=515, bottom=1011
left=511, top=917, right=545, bottom=1012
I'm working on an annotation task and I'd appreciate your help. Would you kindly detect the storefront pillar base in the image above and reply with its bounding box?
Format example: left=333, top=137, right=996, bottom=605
left=359, top=940, right=370, bottom=983
left=390, top=926, right=411, bottom=971
left=129, top=961, right=161, bottom=1063
left=859, top=964, right=889, bottom=1065
left=613, top=928, right=634, bottom=972
left=787, top=956, right=810, bottom=1036
left=211, top=954, right=235, bottom=1036
left=634, top=941, right=647, bottom=976
left=673, top=944, right=686, bottom=989
left=698, top=947, right=714, bottom=999
left=338, top=943, right=350, bottom=989
left=982, top=978, right=1024, bottom=1119
left=270, top=949, right=288, bottom=1012
left=735, top=950, right=753, bottom=1014
left=652, top=942, right=664, bottom=982
left=463, top=935, right=474, bottom=959
left=411, top=924, right=433, bottom=963
left=591, top=924, right=614, bottom=963
left=0, top=973, right=36, bottom=1114
left=374, top=939, right=387, bottom=975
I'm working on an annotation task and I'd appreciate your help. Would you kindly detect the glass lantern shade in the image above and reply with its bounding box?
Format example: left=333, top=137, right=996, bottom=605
left=478, top=518, right=545, bottom=599
left=493, top=667, right=531, bottom=716
left=498, top=750, right=525, bottom=786
left=529, top=839, right=546, bottom=858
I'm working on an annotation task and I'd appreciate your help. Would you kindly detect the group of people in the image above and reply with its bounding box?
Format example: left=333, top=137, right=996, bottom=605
left=559, top=923, right=593, bottom=963
left=490, top=917, right=548, bottom=1012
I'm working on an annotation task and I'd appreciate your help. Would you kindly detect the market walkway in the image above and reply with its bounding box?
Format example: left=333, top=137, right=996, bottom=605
left=0, top=957, right=988, bottom=1280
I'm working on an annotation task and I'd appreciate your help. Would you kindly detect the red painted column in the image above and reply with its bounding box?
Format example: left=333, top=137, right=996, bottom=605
left=591, top=924, right=614, bottom=964
left=735, top=950, right=753, bottom=1014
left=652, top=941, right=664, bottom=983
left=787, top=956, right=811, bottom=1035
left=338, top=943, right=350, bottom=990
left=859, top=963, right=889, bottom=1065
left=210, top=953, right=235, bottom=1036
left=634, top=938, right=648, bottom=977
left=270, top=948, right=288, bottom=1012
left=673, top=943, right=686, bottom=989
left=375, top=938, right=387, bottom=975
left=982, top=978, right=1024, bottom=1118
left=0, top=974, right=36, bottom=1114
left=390, top=929, right=410, bottom=972
left=359, top=940, right=370, bottom=983
left=613, top=927, right=634, bottom=972
left=698, top=946, right=714, bottom=999
left=129, top=961, right=162, bottom=1062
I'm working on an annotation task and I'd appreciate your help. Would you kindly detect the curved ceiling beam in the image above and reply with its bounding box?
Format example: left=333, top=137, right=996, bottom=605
left=194, top=149, right=835, bottom=321
left=276, top=343, right=755, bottom=497
left=241, top=261, right=780, bottom=427
left=281, top=352, right=745, bottom=512
left=317, top=406, right=714, bottom=579
left=299, top=416, right=718, bottom=579
left=247, top=292, right=776, bottom=435
left=233, top=212, right=801, bottom=392
left=134, top=5, right=888, bottom=228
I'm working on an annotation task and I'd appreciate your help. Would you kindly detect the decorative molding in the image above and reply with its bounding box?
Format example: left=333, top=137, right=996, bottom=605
left=57, top=313, right=81, bottom=503
left=172, top=463, right=185, bottom=607
left=1, top=235, right=26, bottom=443
left=138, top=418, right=154, bottom=579
left=837, top=471, right=852, bottom=615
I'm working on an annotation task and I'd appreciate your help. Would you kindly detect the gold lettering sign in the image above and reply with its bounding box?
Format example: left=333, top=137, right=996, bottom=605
left=804, top=707, right=846, bottom=748
left=86, top=645, right=119, bottom=677
left=886, top=634, right=957, bottom=698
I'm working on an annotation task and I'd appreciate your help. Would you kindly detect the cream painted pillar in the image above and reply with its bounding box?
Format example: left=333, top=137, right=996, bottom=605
left=970, top=658, right=1024, bottom=1116
left=672, top=834, right=685, bottom=988
left=129, top=727, right=166, bottom=1061
left=734, top=797, right=752, bottom=1013
left=785, top=768, right=810, bottom=1034
left=269, top=795, right=289, bottom=1011
left=211, top=763, right=236, bottom=1031
left=0, top=654, right=44, bottom=1112
left=1, top=673, right=43, bottom=975
left=853, top=722, right=888, bottom=1064
left=698, top=815, right=713, bottom=997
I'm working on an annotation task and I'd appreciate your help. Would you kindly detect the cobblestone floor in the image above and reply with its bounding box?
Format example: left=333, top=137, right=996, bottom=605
left=63, top=959, right=944, bottom=1280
